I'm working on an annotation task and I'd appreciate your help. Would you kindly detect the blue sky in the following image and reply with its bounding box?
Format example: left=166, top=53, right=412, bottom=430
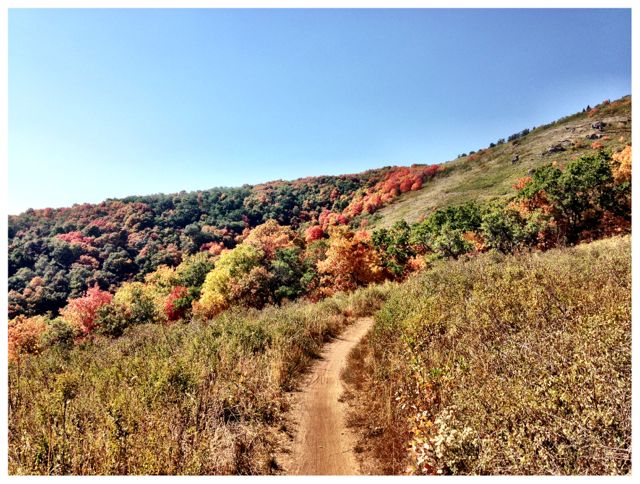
left=9, top=8, right=631, bottom=214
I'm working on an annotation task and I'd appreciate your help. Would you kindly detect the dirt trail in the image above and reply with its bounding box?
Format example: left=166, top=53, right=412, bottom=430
left=284, top=317, right=374, bottom=475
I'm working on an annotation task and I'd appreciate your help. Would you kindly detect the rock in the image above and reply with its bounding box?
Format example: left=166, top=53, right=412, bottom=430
left=592, top=121, right=606, bottom=130
left=546, top=144, right=565, bottom=154
left=586, top=133, right=603, bottom=140
left=511, top=154, right=520, bottom=164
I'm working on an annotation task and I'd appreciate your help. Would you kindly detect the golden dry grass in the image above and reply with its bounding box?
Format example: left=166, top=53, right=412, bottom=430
left=8, top=284, right=391, bottom=475
left=344, top=236, right=631, bottom=475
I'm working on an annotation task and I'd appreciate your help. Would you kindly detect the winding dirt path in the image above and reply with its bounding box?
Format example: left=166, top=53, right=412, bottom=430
left=284, top=317, right=374, bottom=475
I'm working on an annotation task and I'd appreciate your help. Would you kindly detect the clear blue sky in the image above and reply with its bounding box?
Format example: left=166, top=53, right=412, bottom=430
left=9, top=8, right=631, bottom=214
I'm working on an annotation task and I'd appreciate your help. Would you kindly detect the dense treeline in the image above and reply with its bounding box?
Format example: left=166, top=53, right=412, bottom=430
left=9, top=96, right=630, bottom=323
left=8, top=164, right=440, bottom=318
left=8, top=146, right=631, bottom=362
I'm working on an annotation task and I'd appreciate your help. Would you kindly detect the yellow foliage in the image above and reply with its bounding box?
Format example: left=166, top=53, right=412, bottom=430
left=114, top=281, right=163, bottom=322
left=196, top=244, right=263, bottom=319
left=144, top=265, right=178, bottom=296
left=243, top=220, right=297, bottom=258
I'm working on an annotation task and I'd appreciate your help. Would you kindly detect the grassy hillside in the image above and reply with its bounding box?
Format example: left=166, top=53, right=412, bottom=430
left=8, top=96, right=630, bottom=321
left=10, top=236, right=631, bottom=475
left=343, top=236, right=631, bottom=475
left=371, top=97, right=631, bottom=228
left=8, top=96, right=632, bottom=476
left=8, top=284, right=391, bottom=475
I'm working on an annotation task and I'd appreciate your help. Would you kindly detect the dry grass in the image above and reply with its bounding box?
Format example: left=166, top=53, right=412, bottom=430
left=8, top=284, right=391, bottom=475
left=344, top=236, right=631, bottom=475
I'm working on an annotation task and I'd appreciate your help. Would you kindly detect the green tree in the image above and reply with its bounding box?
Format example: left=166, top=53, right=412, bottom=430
left=518, top=152, right=616, bottom=244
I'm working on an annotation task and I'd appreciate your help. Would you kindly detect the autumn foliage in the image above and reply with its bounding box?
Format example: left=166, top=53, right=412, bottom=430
left=164, top=286, right=190, bottom=321
left=612, top=145, right=631, bottom=183
left=7, top=143, right=633, bottom=362
left=317, top=227, right=385, bottom=294
left=60, top=285, right=113, bottom=335
left=8, top=315, right=48, bottom=361
left=8, top=163, right=442, bottom=320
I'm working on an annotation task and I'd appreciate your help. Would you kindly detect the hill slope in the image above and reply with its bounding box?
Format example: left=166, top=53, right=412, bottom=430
left=7, top=96, right=631, bottom=320
left=7, top=96, right=632, bottom=476
left=373, top=96, right=631, bottom=227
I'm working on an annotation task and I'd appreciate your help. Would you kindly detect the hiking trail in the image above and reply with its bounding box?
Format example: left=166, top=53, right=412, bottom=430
left=282, top=317, right=374, bottom=475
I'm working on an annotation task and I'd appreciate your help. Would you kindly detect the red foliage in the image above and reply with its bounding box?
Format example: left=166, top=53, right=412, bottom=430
left=78, top=255, right=100, bottom=269
left=61, top=285, right=112, bottom=335
left=305, top=225, right=324, bottom=242
left=56, top=231, right=95, bottom=246
left=399, top=178, right=413, bottom=193
left=164, top=286, right=190, bottom=321
left=350, top=201, right=364, bottom=216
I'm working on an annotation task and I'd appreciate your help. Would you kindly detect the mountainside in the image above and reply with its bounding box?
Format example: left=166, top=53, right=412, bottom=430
left=8, top=96, right=631, bottom=321
left=8, top=96, right=633, bottom=476
left=372, top=95, right=631, bottom=227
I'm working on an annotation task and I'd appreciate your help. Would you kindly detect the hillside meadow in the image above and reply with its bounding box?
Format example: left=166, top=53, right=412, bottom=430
left=8, top=284, right=391, bottom=474
left=343, top=236, right=631, bottom=475
left=7, top=97, right=633, bottom=476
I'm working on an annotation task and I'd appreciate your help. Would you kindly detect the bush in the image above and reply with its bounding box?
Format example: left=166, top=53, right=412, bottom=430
left=42, top=318, right=75, bottom=349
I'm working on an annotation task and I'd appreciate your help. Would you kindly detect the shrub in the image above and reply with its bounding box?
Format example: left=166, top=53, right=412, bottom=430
left=9, top=283, right=388, bottom=474
left=60, top=285, right=113, bottom=335
left=8, top=315, right=48, bottom=361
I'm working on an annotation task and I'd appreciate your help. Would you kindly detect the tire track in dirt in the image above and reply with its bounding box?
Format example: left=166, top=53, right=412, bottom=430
left=283, top=317, right=374, bottom=475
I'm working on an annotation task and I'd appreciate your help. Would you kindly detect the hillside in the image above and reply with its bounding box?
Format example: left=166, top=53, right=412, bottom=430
left=8, top=238, right=631, bottom=475
left=8, top=96, right=631, bottom=320
left=344, top=236, right=631, bottom=475
left=7, top=96, right=633, bottom=476
left=372, top=96, right=631, bottom=227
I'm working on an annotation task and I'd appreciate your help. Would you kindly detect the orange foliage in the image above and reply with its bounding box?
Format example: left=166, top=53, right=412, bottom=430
left=591, top=141, right=604, bottom=150
left=463, top=231, right=485, bottom=252
left=317, top=226, right=385, bottom=293
left=512, top=176, right=532, bottom=191
left=8, top=315, right=48, bottom=361
left=201, top=241, right=225, bottom=256
left=612, top=145, right=631, bottom=183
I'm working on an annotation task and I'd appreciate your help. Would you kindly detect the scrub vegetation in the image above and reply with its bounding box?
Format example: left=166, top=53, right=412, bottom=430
left=8, top=97, right=632, bottom=475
